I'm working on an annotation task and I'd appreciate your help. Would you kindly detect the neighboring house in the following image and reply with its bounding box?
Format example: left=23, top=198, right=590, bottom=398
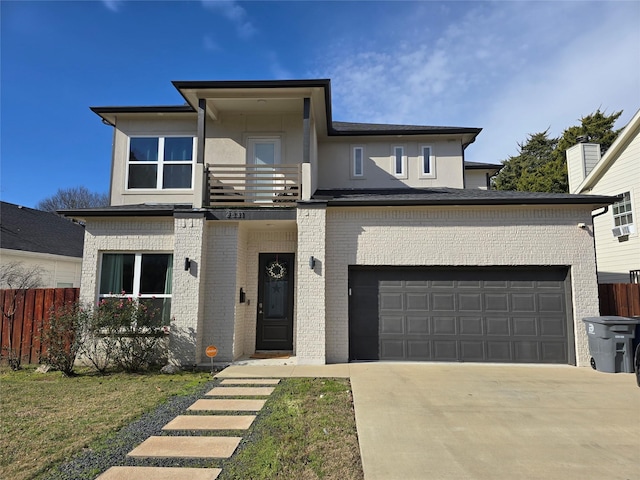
left=0, top=202, right=84, bottom=287
left=567, top=109, right=640, bottom=284
left=64, top=79, right=615, bottom=368
left=463, top=161, right=502, bottom=189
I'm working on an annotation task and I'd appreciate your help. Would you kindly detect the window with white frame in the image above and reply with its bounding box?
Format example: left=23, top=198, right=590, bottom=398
left=612, top=192, right=633, bottom=227
left=420, top=145, right=435, bottom=177
left=99, top=253, right=173, bottom=324
left=392, top=146, right=406, bottom=177
left=352, top=146, right=364, bottom=177
left=128, top=137, right=194, bottom=189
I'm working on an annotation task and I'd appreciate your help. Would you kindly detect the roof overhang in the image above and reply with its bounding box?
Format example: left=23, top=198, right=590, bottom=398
left=89, top=105, right=195, bottom=126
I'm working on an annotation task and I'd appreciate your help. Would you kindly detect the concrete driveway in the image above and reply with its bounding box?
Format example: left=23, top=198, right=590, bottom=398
left=217, top=361, right=638, bottom=479
left=349, top=363, right=639, bottom=480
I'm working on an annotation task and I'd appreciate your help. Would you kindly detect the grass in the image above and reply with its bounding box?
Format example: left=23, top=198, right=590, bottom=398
left=0, top=366, right=211, bottom=480
left=1, top=369, right=364, bottom=480
left=218, top=378, right=364, bottom=480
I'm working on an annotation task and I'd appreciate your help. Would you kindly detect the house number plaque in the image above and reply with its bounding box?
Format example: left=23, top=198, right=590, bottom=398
left=224, top=209, right=245, bottom=219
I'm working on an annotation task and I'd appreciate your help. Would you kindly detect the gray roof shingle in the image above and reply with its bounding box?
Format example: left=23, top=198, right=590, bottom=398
left=1, top=202, right=85, bottom=258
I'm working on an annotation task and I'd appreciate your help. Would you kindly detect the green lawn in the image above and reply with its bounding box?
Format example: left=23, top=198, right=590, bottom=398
left=1, top=368, right=364, bottom=480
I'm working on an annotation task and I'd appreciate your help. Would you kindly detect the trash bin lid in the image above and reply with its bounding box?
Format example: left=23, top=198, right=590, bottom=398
left=583, top=316, right=640, bottom=325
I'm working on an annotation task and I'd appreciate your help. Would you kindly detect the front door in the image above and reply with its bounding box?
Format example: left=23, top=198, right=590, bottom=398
left=256, top=253, right=294, bottom=350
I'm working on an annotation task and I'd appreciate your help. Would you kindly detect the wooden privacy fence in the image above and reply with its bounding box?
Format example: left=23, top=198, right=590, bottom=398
left=1, top=288, right=79, bottom=365
left=598, top=283, right=640, bottom=317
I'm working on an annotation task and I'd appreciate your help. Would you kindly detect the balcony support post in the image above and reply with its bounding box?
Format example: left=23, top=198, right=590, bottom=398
left=195, top=98, right=206, bottom=208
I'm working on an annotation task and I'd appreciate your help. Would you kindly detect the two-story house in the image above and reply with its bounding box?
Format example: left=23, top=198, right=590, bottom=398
left=566, top=109, right=640, bottom=283
left=66, top=79, right=615, bottom=367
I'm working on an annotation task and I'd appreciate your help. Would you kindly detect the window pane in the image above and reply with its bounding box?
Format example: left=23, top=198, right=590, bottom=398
left=423, top=147, right=431, bottom=174
left=255, top=143, right=276, bottom=166
left=128, top=164, right=157, bottom=188
left=140, top=254, right=173, bottom=294
left=130, top=138, right=158, bottom=161
left=395, top=148, right=403, bottom=174
left=140, top=297, right=171, bottom=326
left=163, top=165, right=192, bottom=188
left=100, top=254, right=134, bottom=294
left=164, top=137, right=193, bottom=161
left=354, top=148, right=363, bottom=176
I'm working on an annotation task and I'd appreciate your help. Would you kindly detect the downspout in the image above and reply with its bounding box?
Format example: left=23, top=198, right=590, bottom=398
left=590, top=205, right=609, bottom=285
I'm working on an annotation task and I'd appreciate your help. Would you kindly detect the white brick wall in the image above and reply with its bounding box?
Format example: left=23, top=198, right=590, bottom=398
left=296, top=205, right=327, bottom=364
left=80, top=219, right=175, bottom=307
left=323, top=205, right=600, bottom=366
left=171, top=215, right=207, bottom=366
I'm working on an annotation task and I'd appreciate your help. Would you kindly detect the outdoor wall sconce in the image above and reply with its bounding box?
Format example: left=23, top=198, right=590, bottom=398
left=239, top=287, right=246, bottom=303
left=309, top=256, right=316, bottom=269
left=184, top=257, right=191, bottom=271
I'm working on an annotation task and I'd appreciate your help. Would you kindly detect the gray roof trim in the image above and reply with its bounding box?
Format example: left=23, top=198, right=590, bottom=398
left=464, top=161, right=502, bottom=170
left=61, top=204, right=193, bottom=218
left=313, top=189, right=618, bottom=207
left=331, top=121, right=482, bottom=137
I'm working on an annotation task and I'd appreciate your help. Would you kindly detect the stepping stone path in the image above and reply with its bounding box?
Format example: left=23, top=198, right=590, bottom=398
left=97, top=378, right=280, bottom=480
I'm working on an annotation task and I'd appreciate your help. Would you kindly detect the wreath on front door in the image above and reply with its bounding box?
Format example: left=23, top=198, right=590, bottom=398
left=266, top=260, right=287, bottom=279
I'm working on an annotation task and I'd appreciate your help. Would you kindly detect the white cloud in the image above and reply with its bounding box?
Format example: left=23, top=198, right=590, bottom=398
left=101, top=0, right=122, bottom=12
left=201, top=0, right=256, bottom=39
left=266, top=51, right=293, bottom=80
left=203, top=34, right=220, bottom=52
left=312, top=2, right=640, bottom=163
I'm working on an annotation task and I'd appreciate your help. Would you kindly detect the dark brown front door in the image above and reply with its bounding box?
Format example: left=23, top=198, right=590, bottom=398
left=256, top=253, right=294, bottom=350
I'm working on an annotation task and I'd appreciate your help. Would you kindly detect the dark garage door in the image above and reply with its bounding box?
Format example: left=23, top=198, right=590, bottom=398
left=349, top=267, right=573, bottom=364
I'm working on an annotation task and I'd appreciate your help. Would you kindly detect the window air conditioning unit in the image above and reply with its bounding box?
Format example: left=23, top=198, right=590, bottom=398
left=612, top=224, right=635, bottom=237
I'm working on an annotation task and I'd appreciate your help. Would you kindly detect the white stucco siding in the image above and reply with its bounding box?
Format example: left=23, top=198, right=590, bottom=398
left=587, top=134, right=640, bottom=283
left=110, top=116, right=198, bottom=206
left=79, top=218, right=175, bottom=307
left=323, top=206, right=600, bottom=366
left=206, top=113, right=303, bottom=166
left=317, top=138, right=464, bottom=190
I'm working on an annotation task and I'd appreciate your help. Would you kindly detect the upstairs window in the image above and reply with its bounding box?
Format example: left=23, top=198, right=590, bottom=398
left=352, top=146, right=364, bottom=178
left=128, top=136, right=194, bottom=189
left=392, top=146, right=406, bottom=177
left=420, top=145, right=435, bottom=177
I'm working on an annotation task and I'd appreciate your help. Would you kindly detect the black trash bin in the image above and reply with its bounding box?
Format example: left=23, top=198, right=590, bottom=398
left=583, top=316, right=640, bottom=373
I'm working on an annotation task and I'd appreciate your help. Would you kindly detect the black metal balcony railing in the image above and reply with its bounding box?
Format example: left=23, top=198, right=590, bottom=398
left=206, top=163, right=301, bottom=206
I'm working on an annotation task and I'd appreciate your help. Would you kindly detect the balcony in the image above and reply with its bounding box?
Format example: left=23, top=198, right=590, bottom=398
left=206, top=163, right=302, bottom=206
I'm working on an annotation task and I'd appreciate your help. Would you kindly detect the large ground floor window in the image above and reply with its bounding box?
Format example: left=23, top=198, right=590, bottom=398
left=99, top=253, right=172, bottom=324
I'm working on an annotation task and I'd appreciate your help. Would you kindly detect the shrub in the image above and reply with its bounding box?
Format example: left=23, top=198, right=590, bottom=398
left=90, top=296, right=167, bottom=373
left=39, top=302, right=86, bottom=376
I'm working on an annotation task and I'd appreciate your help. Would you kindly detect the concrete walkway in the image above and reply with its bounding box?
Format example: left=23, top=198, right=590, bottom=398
left=217, top=361, right=639, bottom=480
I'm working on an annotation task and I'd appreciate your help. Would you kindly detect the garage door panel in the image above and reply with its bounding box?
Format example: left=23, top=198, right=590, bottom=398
left=433, top=340, right=458, bottom=360
left=460, top=317, right=483, bottom=335
left=459, top=294, right=482, bottom=311
left=349, top=267, right=571, bottom=364
left=513, top=317, right=538, bottom=336
left=406, top=293, right=429, bottom=310
left=540, top=317, right=566, bottom=336
left=512, top=294, right=536, bottom=312
left=407, top=340, right=430, bottom=359
left=380, top=315, right=404, bottom=334
left=407, top=316, right=429, bottom=334
left=486, top=317, right=511, bottom=335
left=433, top=317, right=457, bottom=335
left=460, top=341, right=485, bottom=361
left=380, top=339, right=405, bottom=359
left=433, top=294, right=456, bottom=311
left=485, top=294, right=509, bottom=311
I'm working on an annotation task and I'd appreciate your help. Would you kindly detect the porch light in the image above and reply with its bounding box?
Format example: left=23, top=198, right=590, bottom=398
left=309, top=256, right=316, bottom=269
left=184, top=257, right=191, bottom=271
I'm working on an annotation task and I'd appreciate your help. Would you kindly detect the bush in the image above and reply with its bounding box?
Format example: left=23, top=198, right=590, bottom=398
left=85, top=297, right=167, bottom=373
left=39, top=302, right=87, bottom=376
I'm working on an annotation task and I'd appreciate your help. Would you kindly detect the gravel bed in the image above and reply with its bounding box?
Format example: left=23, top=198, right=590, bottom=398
left=40, top=379, right=220, bottom=480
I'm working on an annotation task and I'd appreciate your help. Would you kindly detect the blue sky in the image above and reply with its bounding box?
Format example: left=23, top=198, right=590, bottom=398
left=1, top=0, right=639, bottom=208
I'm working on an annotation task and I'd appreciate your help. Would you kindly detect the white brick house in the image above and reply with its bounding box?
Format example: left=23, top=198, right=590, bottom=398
left=66, top=79, right=615, bottom=367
